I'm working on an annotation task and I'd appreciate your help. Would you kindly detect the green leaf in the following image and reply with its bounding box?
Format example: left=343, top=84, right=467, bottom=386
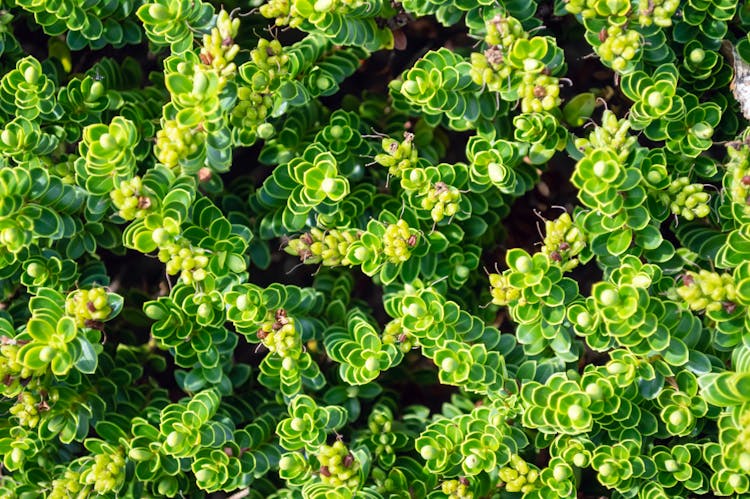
left=95, top=420, right=128, bottom=443
left=57, top=316, right=77, bottom=342
left=176, top=107, right=202, bottom=128
left=33, top=206, right=62, bottom=238
left=108, top=294, right=124, bottom=319
left=563, top=93, right=596, bottom=127
left=663, top=338, right=688, bottom=366
left=606, top=229, right=632, bottom=255
left=165, top=74, right=193, bottom=95
left=699, top=373, right=745, bottom=406
left=27, top=318, right=55, bottom=342
left=75, top=337, right=98, bottom=374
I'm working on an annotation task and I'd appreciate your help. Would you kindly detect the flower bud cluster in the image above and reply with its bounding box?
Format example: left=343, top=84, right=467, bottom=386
left=489, top=272, right=521, bottom=306
left=110, top=176, right=152, bottom=221
left=382, top=318, right=416, bottom=353
left=675, top=270, right=737, bottom=313
left=441, top=477, right=474, bottom=498
left=421, top=182, right=461, bottom=223
left=499, top=454, right=539, bottom=493
left=317, top=440, right=360, bottom=489
left=471, top=14, right=561, bottom=112
left=597, top=26, right=640, bottom=72
left=232, top=89, right=274, bottom=138
left=469, top=46, right=512, bottom=93
left=285, top=228, right=359, bottom=266
left=0, top=338, right=27, bottom=395
left=9, top=390, right=42, bottom=428
left=65, top=286, right=111, bottom=328
left=485, top=14, right=525, bottom=48
left=519, top=71, right=561, bottom=113
left=541, top=212, right=586, bottom=271
left=154, top=119, right=203, bottom=170
left=260, top=0, right=298, bottom=27
left=82, top=447, right=126, bottom=494
left=575, top=110, right=637, bottom=161
left=667, top=177, right=711, bottom=220
left=47, top=470, right=84, bottom=499
left=469, top=12, right=523, bottom=91
left=257, top=309, right=299, bottom=359
left=383, top=219, right=418, bottom=264
left=250, top=39, right=289, bottom=84
left=374, top=132, right=418, bottom=178
left=152, top=222, right=209, bottom=285
left=232, top=39, right=289, bottom=139
left=200, top=9, right=240, bottom=76
left=636, top=0, right=679, bottom=27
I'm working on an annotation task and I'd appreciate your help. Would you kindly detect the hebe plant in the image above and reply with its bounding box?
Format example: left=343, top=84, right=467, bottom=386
left=1, top=0, right=750, bottom=497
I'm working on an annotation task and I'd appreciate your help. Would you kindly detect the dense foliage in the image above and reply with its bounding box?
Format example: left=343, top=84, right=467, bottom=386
left=1, top=0, right=750, bottom=497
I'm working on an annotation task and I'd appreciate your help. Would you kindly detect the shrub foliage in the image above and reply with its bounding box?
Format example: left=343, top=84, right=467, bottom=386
left=0, top=0, right=749, bottom=498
